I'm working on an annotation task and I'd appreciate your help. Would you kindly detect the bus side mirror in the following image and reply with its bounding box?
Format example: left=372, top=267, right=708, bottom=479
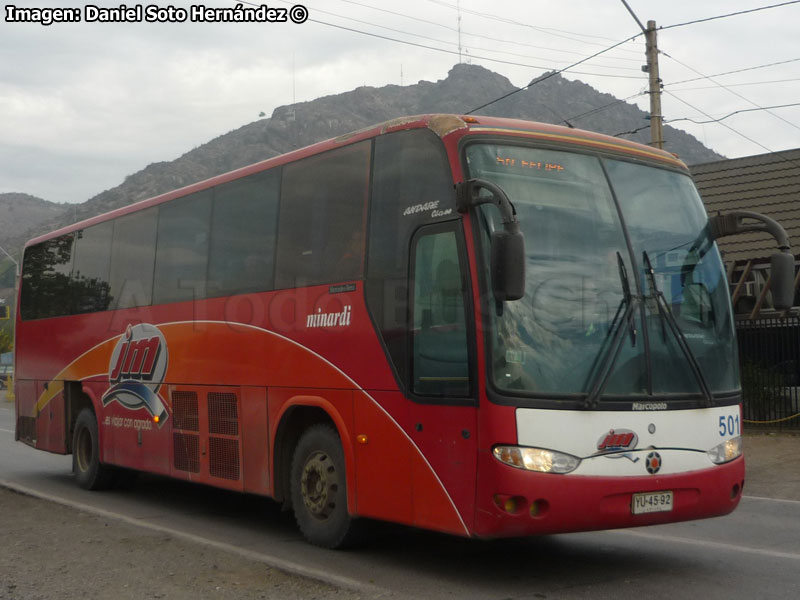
left=771, top=251, right=795, bottom=310
left=491, top=228, right=525, bottom=302
left=456, top=178, right=526, bottom=302
left=708, top=210, right=795, bottom=310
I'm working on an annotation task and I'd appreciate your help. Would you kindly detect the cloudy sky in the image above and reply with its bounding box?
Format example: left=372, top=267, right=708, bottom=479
left=2, top=0, right=799, bottom=204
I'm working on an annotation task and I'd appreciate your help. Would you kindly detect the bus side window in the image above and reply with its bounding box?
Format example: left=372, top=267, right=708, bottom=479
left=109, top=207, right=158, bottom=310
left=153, top=190, right=212, bottom=305
left=411, top=228, right=471, bottom=398
left=71, top=221, right=113, bottom=314
left=20, top=233, right=75, bottom=320
left=207, top=169, right=279, bottom=297
left=275, top=141, right=370, bottom=289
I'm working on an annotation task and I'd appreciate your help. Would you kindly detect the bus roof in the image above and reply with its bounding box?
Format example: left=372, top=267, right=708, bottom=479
left=26, top=114, right=687, bottom=247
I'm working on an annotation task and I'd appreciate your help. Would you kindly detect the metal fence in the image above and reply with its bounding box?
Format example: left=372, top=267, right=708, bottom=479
left=736, top=315, right=800, bottom=430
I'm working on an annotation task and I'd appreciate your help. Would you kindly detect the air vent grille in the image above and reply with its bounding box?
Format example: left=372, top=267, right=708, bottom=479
left=173, top=432, right=200, bottom=473
left=209, top=437, right=240, bottom=480
left=172, top=391, right=199, bottom=432
left=208, top=392, right=238, bottom=436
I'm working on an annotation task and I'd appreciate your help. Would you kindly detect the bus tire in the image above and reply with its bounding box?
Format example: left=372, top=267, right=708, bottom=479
left=72, top=408, right=115, bottom=490
left=290, top=424, right=359, bottom=548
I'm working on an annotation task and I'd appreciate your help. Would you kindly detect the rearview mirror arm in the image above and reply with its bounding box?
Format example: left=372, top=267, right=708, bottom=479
left=709, top=210, right=790, bottom=252
left=709, top=210, right=795, bottom=311
left=456, top=178, right=520, bottom=234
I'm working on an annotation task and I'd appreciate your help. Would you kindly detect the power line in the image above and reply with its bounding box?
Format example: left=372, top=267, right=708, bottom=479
left=336, top=0, right=642, bottom=63
left=664, top=90, right=777, bottom=155
left=615, top=100, right=800, bottom=145
left=667, top=102, right=800, bottom=126
left=670, top=57, right=800, bottom=86
left=315, top=2, right=625, bottom=68
left=306, top=16, right=645, bottom=78
left=665, top=92, right=800, bottom=172
left=258, top=0, right=798, bottom=152
left=670, top=77, right=800, bottom=92
left=613, top=103, right=800, bottom=138
left=662, top=51, right=800, bottom=133
left=613, top=124, right=651, bottom=138
left=566, top=90, right=648, bottom=123
left=660, top=0, right=800, bottom=30
left=465, top=33, right=644, bottom=114
left=269, top=1, right=644, bottom=79
left=424, top=0, right=643, bottom=54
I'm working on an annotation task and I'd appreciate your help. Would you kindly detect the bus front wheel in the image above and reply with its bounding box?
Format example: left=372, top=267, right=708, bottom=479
left=72, top=408, right=115, bottom=490
left=290, top=424, right=358, bottom=548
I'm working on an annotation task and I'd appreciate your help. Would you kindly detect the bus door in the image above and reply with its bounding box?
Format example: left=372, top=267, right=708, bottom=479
left=406, top=223, right=477, bottom=532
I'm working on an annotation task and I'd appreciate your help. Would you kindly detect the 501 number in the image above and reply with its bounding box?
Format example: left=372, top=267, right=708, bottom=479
left=719, top=414, right=740, bottom=437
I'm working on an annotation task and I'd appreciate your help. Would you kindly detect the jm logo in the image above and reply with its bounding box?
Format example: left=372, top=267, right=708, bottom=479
left=102, top=324, right=169, bottom=426
left=110, top=327, right=162, bottom=382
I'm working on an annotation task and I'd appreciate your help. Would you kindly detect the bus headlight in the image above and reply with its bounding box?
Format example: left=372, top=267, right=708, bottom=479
left=707, top=436, right=742, bottom=464
left=493, top=446, right=581, bottom=474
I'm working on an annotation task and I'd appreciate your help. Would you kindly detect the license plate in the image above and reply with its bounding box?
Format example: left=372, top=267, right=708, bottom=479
left=631, top=491, right=674, bottom=515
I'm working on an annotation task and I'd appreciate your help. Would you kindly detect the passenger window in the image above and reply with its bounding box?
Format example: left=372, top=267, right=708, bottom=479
left=71, top=221, right=113, bottom=314
left=275, top=141, right=370, bottom=288
left=208, top=169, right=279, bottom=296
left=20, top=233, right=75, bottom=320
left=153, top=190, right=212, bottom=304
left=411, top=228, right=471, bottom=397
left=109, top=207, right=158, bottom=310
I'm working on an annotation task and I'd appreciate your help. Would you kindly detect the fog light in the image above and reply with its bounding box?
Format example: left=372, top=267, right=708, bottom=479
left=530, top=499, right=549, bottom=518
left=492, top=494, right=526, bottom=514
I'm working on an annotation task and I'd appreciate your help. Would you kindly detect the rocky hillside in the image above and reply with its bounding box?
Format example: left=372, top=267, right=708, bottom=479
left=0, top=193, right=67, bottom=245
left=3, top=64, right=722, bottom=255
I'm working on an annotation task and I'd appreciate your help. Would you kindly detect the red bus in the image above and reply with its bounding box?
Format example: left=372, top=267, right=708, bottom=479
left=14, top=114, right=794, bottom=548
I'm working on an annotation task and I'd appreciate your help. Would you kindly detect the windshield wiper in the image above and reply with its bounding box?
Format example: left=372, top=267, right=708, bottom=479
left=642, top=251, right=714, bottom=407
left=582, top=252, right=638, bottom=409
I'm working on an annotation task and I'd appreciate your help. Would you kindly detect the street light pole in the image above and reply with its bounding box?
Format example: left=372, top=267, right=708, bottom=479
left=0, top=244, right=19, bottom=278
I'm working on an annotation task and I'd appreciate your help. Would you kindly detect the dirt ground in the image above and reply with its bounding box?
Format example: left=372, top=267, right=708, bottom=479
left=742, top=431, right=800, bottom=501
left=1, top=432, right=798, bottom=600
left=0, top=485, right=363, bottom=600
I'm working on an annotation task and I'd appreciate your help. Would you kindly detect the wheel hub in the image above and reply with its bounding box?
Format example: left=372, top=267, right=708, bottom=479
left=300, top=450, right=338, bottom=519
left=75, top=427, right=92, bottom=473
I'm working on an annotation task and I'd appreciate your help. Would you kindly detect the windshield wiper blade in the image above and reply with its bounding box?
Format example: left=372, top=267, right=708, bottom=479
left=642, top=251, right=714, bottom=407
left=616, top=251, right=637, bottom=347
left=582, top=253, right=638, bottom=409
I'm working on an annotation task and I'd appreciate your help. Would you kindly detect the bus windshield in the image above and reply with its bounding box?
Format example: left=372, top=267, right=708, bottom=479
left=466, top=143, right=738, bottom=401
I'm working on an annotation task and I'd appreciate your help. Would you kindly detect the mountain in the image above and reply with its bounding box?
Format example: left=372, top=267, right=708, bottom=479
left=0, top=192, right=68, bottom=251
left=4, top=64, right=722, bottom=255
left=0, top=193, right=67, bottom=288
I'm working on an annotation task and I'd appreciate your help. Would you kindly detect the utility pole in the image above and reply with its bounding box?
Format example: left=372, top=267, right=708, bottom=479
left=457, top=0, right=463, bottom=63
left=644, top=20, right=664, bottom=149
left=620, top=2, right=664, bottom=149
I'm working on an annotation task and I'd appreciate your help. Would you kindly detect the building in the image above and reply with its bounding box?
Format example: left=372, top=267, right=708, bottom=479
left=692, top=149, right=800, bottom=430
left=691, top=148, right=800, bottom=318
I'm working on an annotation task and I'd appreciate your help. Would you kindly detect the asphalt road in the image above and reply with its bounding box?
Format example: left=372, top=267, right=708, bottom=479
left=2, top=399, right=800, bottom=599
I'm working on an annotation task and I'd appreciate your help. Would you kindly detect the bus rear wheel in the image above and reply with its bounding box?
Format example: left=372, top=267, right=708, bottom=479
left=72, top=408, right=115, bottom=490
left=290, top=424, right=359, bottom=548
